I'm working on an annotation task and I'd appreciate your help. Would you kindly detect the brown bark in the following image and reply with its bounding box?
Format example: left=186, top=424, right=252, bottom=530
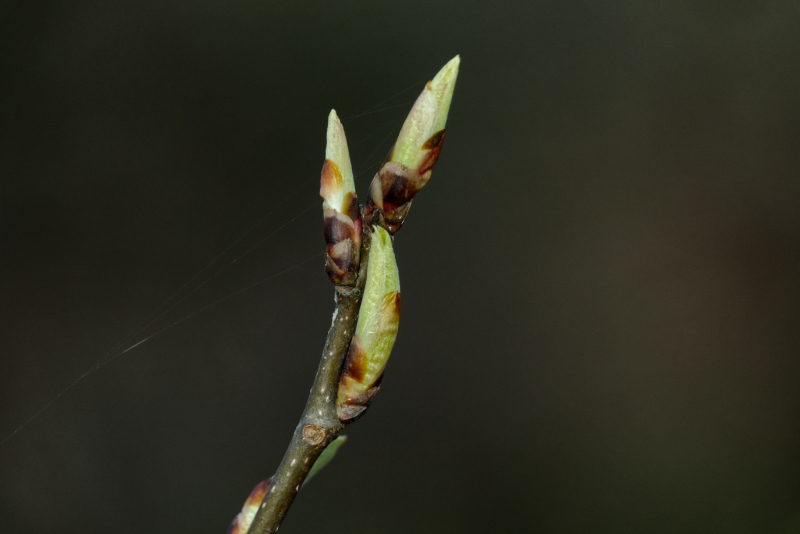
left=245, top=228, right=373, bottom=534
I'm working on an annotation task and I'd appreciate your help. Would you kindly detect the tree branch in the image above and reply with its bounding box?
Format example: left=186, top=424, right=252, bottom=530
left=233, top=55, right=460, bottom=534
left=246, top=229, right=373, bottom=534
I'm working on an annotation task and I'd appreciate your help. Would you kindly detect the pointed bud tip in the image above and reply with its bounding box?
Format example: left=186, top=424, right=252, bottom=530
left=429, top=56, right=460, bottom=133
left=432, top=55, right=460, bottom=87
left=391, top=57, right=460, bottom=169
left=327, top=109, right=343, bottom=139
left=322, top=108, right=355, bottom=209
left=326, top=109, right=344, bottom=147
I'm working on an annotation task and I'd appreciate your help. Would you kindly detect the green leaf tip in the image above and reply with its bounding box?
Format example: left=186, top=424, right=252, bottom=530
left=303, top=436, right=348, bottom=486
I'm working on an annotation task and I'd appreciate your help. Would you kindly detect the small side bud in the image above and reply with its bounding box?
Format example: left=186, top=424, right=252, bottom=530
left=226, top=477, right=271, bottom=534
left=337, top=226, right=401, bottom=422
left=364, top=56, right=459, bottom=234
left=321, top=110, right=362, bottom=285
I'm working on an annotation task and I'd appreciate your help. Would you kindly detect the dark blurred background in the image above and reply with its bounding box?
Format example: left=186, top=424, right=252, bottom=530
left=2, top=1, right=799, bottom=532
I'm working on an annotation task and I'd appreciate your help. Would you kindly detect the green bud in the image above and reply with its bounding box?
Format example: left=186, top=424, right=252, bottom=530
left=320, top=110, right=356, bottom=213
left=392, top=55, right=459, bottom=173
left=320, top=110, right=362, bottom=286
left=363, top=56, right=460, bottom=234
left=337, top=226, right=401, bottom=422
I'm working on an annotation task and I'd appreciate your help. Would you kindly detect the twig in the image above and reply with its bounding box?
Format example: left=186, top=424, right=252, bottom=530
left=228, top=55, right=460, bottom=534
left=246, top=230, right=373, bottom=534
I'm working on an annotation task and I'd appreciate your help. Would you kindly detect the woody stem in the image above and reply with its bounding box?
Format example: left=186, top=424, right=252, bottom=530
left=246, top=228, right=373, bottom=534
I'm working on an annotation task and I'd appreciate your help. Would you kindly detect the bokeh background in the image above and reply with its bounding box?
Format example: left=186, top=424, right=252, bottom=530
left=2, top=1, right=799, bottom=532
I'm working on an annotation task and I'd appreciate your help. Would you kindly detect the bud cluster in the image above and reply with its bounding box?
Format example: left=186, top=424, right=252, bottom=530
left=223, top=57, right=459, bottom=534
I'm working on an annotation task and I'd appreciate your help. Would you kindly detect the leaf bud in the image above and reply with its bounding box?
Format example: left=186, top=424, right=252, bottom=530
left=320, top=110, right=361, bottom=285
left=364, top=56, right=459, bottom=234
left=337, top=226, right=401, bottom=422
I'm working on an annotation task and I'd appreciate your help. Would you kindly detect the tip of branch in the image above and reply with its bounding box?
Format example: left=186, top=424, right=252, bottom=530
left=322, top=109, right=355, bottom=211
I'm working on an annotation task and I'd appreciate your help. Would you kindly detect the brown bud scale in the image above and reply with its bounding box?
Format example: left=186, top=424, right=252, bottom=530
left=322, top=187, right=361, bottom=285
left=226, top=477, right=272, bottom=534
left=336, top=335, right=385, bottom=422
left=337, top=384, right=381, bottom=423
left=319, top=159, right=343, bottom=204
left=336, top=289, right=401, bottom=423
left=363, top=129, right=445, bottom=235
left=417, top=128, right=445, bottom=176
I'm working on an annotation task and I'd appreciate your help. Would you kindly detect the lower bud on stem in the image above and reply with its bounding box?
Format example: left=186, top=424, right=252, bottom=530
left=337, top=226, right=401, bottom=422
left=226, top=478, right=272, bottom=534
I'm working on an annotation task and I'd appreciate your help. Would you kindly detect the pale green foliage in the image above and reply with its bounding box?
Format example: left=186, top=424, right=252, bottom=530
left=304, top=436, right=348, bottom=486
